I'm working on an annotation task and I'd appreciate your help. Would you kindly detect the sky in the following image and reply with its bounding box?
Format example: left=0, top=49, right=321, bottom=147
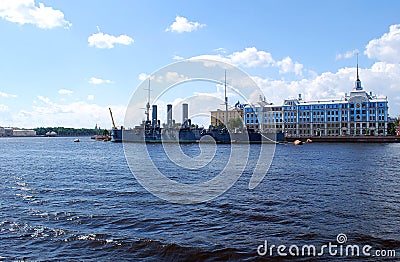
left=1, top=0, right=400, bottom=128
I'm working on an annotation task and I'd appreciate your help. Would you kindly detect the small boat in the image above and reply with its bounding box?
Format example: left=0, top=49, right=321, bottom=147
left=73, top=139, right=80, bottom=142
left=306, top=138, right=313, bottom=143
left=93, top=135, right=111, bottom=141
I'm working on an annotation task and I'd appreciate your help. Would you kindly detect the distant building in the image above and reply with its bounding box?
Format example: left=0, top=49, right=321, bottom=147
left=4, top=128, right=13, bottom=136
left=244, top=64, right=389, bottom=136
left=0, top=127, right=5, bottom=137
left=210, top=109, right=243, bottom=127
left=12, top=129, right=37, bottom=137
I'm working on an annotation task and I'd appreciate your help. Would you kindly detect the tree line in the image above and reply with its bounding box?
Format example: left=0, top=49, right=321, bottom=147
left=34, top=127, right=106, bottom=136
left=388, top=118, right=400, bottom=135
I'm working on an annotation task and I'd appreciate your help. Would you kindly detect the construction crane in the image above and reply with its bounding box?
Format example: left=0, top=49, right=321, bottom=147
left=109, top=107, right=117, bottom=129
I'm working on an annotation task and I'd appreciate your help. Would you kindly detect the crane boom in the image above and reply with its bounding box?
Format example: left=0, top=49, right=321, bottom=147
left=109, top=107, right=117, bottom=129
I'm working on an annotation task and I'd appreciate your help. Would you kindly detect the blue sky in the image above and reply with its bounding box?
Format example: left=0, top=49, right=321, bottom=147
left=1, top=0, right=400, bottom=128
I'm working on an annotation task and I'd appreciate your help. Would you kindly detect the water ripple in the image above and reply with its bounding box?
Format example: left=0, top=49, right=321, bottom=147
left=0, top=138, right=399, bottom=260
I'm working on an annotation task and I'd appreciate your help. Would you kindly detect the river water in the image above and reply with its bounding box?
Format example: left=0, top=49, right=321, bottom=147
left=0, top=137, right=399, bottom=261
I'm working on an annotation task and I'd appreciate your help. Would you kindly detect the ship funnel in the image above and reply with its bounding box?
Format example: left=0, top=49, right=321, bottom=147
left=182, top=103, right=188, bottom=126
left=167, top=104, right=172, bottom=127
left=152, top=105, right=158, bottom=127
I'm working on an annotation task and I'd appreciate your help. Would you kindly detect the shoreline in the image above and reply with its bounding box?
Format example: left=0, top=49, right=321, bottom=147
left=0, top=135, right=96, bottom=138
left=286, top=135, right=400, bottom=143
left=2, top=135, right=400, bottom=143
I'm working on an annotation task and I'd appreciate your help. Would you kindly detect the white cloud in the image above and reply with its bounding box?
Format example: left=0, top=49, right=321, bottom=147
left=172, top=55, right=184, bottom=61
left=87, top=95, right=94, bottom=101
left=151, top=72, right=190, bottom=84
left=88, top=77, right=112, bottom=85
left=165, top=16, right=205, bottom=33
left=88, top=32, right=134, bottom=49
left=214, top=47, right=227, bottom=54
left=13, top=96, right=126, bottom=128
left=252, top=62, right=400, bottom=116
left=138, top=73, right=156, bottom=81
left=365, top=24, right=400, bottom=63
left=275, top=57, right=303, bottom=76
left=0, top=0, right=71, bottom=29
left=370, top=61, right=397, bottom=73
left=37, top=95, right=50, bottom=104
left=138, top=73, right=149, bottom=81
left=189, top=54, right=229, bottom=65
left=229, top=47, right=274, bottom=67
left=58, top=89, right=73, bottom=95
left=190, top=47, right=303, bottom=75
left=0, top=91, right=17, bottom=98
left=253, top=69, right=352, bottom=105
left=336, top=49, right=359, bottom=60
left=0, top=104, right=9, bottom=112
left=165, top=71, right=189, bottom=83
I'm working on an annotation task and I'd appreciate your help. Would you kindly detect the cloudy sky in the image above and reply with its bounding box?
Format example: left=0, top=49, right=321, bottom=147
left=1, top=0, right=400, bottom=128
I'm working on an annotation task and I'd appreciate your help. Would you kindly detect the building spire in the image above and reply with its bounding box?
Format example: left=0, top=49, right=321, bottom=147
left=356, top=53, right=360, bottom=81
left=355, top=53, right=363, bottom=90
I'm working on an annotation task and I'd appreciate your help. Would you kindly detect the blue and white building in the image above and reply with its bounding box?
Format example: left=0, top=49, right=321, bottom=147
left=244, top=67, right=389, bottom=136
left=244, top=99, right=284, bottom=133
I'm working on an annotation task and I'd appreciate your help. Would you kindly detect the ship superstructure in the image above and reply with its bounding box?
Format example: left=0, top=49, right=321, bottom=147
left=111, top=103, right=203, bottom=143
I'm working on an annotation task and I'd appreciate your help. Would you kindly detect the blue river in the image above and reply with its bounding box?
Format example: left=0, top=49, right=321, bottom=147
left=0, top=137, right=399, bottom=261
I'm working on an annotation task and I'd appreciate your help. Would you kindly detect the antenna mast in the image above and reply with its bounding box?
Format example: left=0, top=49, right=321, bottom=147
left=224, top=70, right=228, bottom=127
left=145, top=78, right=151, bottom=122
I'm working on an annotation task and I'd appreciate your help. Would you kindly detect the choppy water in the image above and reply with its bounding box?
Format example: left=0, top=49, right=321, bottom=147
left=0, top=137, right=399, bottom=261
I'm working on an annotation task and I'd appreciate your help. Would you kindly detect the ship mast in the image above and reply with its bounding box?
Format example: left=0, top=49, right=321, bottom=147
left=145, top=78, right=151, bottom=122
left=224, top=70, right=228, bottom=127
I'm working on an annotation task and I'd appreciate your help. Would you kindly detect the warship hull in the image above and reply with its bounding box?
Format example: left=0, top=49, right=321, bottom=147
left=112, top=128, right=284, bottom=143
left=200, top=128, right=285, bottom=144
left=111, top=128, right=203, bottom=143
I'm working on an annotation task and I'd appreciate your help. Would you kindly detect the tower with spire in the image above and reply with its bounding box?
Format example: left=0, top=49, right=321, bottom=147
left=354, top=53, right=363, bottom=90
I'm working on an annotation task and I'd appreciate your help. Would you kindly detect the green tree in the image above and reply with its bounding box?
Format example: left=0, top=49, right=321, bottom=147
left=388, top=120, right=399, bottom=135
left=33, top=127, right=104, bottom=136
left=228, top=117, right=243, bottom=130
